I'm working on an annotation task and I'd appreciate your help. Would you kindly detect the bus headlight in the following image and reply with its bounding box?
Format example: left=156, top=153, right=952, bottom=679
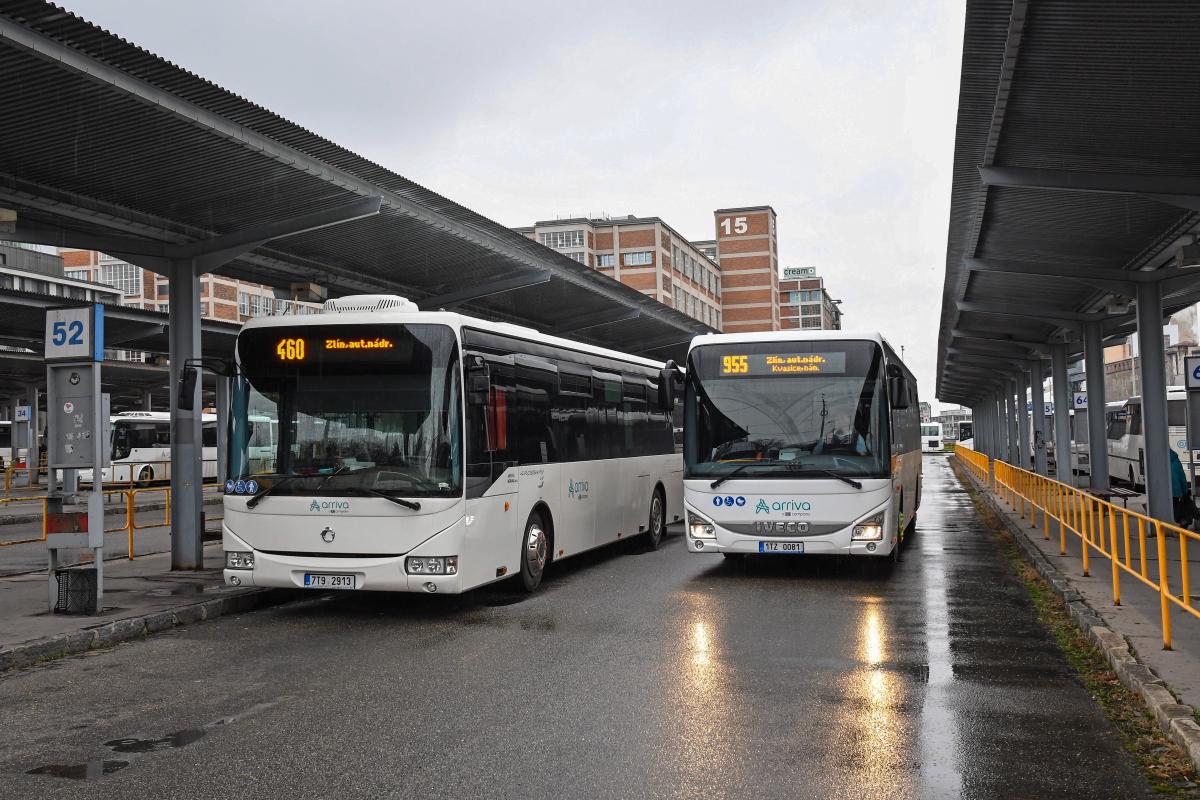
left=406, top=556, right=458, bottom=575
left=852, top=512, right=885, bottom=541
left=688, top=511, right=716, bottom=539
left=225, top=551, right=255, bottom=569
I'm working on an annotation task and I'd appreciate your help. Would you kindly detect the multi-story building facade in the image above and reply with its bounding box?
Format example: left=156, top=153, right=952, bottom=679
left=60, top=249, right=319, bottom=323
left=0, top=243, right=120, bottom=303
left=518, top=204, right=783, bottom=333
left=778, top=266, right=843, bottom=330
left=516, top=216, right=724, bottom=330
left=713, top=206, right=780, bottom=333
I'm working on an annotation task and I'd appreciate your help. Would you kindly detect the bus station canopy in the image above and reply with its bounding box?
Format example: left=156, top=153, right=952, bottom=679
left=0, top=288, right=237, bottom=405
left=0, top=1, right=712, bottom=364
left=937, top=0, right=1200, bottom=406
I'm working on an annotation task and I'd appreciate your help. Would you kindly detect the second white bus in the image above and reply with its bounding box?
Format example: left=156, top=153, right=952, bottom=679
left=81, top=411, right=218, bottom=484
left=681, top=330, right=921, bottom=567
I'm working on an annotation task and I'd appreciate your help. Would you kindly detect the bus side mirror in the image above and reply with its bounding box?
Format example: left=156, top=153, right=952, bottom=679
left=178, top=365, right=198, bottom=411
left=467, top=355, right=490, bottom=405
left=658, top=360, right=683, bottom=412
left=888, top=375, right=909, bottom=410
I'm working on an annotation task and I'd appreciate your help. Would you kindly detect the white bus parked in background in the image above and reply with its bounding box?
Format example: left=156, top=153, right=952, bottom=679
left=1106, top=388, right=1192, bottom=489
left=681, top=331, right=920, bottom=567
left=921, top=423, right=943, bottom=453
left=221, top=295, right=682, bottom=595
left=81, top=411, right=218, bottom=484
left=0, top=419, right=11, bottom=468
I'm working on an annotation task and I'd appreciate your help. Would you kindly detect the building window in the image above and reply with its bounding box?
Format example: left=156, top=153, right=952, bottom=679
left=624, top=251, right=653, bottom=267
left=238, top=291, right=249, bottom=316
left=98, top=262, right=142, bottom=296
left=538, top=230, right=585, bottom=249
left=65, top=269, right=89, bottom=281
left=597, top=253, right=615, bottom=268
left=565, top=251, right=586, bottom=264
left=801, top=304, right=821, bottom=317
left=801, top=317, right=821, bottom=329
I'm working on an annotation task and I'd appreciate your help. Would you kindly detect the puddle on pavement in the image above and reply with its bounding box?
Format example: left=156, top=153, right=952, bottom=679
left=105, top=728, right=206, bottom=753
left=27, top=759, right=129, bottom=780
left=144, top=584, right=215, bottom=598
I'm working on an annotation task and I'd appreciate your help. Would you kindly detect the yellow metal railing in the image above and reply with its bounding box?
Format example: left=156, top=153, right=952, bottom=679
left=0, top=484, right=224, bottom=559
left=970, top=454, right=1199, bottom=650
left=953, top=443, right=990, bottom=484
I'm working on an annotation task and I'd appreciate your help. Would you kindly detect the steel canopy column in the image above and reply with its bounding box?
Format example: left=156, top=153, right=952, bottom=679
left=1030, top=359, right=1048, bottom=475
left=1016, top=370, right=1031, bottom=470
left=25, top=384, right=39, bottom=488
left=169, top=259, right=204, bottom=570
left=142, top=389, right=153, bottom=411
left=1051, top=344, right=1072, bottom=482
left=1008, top=377, right=1020, bottom=465
left=1135, top=281, right=1172, bottom=522
left=1084, top=321, right=1110, bottom=492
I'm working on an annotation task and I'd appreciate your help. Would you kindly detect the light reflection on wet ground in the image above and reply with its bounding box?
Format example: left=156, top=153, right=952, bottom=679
left=1, top=458, right=1165, bottom=799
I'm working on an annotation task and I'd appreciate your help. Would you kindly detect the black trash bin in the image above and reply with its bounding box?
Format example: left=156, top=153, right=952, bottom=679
left=54, top=566, right=98, bottom=614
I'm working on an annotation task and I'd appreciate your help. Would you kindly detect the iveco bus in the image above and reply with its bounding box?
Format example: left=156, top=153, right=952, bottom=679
left=221, top=295, right=681, bottom=594
left=681, top=331, right=920, bottom=564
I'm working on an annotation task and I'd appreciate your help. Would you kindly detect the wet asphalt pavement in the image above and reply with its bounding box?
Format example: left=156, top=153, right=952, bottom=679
left=0, top=458, right=1160, bottom=799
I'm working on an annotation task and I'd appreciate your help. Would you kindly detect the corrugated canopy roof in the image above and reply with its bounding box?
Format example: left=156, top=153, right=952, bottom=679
left=938, top=0, right=1200, bottom=405
left=0, top=1, right=712, bottom=364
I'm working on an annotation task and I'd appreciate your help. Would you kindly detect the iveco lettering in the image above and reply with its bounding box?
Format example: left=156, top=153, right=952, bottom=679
left=221, top=295, right=682, bottom=594
left=681, top=331, right=921, bottom=566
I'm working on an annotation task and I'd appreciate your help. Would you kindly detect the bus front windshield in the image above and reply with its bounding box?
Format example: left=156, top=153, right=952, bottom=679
left=229, top=323, right=462, bottom=498
left=685, top=340, right=889, bottom=480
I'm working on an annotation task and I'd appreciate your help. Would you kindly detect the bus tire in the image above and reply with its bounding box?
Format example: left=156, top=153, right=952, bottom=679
left=643, top=487, right=666, bottom=550
left=518, top=511, right=549, bottom=593
left=137, top=465, right=154, bottom=485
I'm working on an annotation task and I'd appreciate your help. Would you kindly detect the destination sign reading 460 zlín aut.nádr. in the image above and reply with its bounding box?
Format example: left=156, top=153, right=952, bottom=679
left=274, top=336, right=395, bottom=362
left=718, top=352, right=847, bottom=377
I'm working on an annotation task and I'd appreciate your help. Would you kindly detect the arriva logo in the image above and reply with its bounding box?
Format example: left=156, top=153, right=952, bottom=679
left=755, top=499, right=813, bottom=514
left=308, top=500, right=351, bottom=513
left=568, top=479, right=590, bottom=499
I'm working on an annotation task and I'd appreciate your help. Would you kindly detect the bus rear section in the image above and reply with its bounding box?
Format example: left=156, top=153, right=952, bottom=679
left=921, top=423, right=943, bottom=453
left=681, top=333, right=920, bottom=561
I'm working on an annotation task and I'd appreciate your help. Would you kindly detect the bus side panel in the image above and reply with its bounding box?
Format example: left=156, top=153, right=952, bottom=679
left=462, top=471, right=519, bottom=590
left=555, top=460, right=595, bottom=559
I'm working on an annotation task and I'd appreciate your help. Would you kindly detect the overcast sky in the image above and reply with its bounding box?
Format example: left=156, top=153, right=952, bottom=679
left=64, top=0, right=965, bottom=410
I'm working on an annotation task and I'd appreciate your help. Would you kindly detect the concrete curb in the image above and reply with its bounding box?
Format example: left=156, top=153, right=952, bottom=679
left=950, top=458, right=1200, bottom=771
left=0, top=588, right=291, bottom=675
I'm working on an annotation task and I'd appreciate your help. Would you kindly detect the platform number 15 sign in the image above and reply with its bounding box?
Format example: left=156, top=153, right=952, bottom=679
left=45, top=304, right=104, bottom=362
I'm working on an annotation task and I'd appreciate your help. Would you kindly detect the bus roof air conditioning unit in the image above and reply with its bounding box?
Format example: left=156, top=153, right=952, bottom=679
left=322, top=295, right=419, bottom=314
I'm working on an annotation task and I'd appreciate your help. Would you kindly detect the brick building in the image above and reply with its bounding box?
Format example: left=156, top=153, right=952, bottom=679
left=517, top=204, right=782, bottom=333
left=778, top=266, right=843, bottom=330
left=59, top=249, right=319, bottom=323
left=712, top=206, right=780, bottom=333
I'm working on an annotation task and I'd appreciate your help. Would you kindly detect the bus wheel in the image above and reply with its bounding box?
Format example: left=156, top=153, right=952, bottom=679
left=137, top=466, right=154, bottom=485
left=519, top=512, right=549, bottom=593
left=643, top=488, right=666, bottom=550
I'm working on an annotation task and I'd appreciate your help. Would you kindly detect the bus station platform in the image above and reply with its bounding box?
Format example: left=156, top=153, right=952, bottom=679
left=0, top=541, right=288, bottom=674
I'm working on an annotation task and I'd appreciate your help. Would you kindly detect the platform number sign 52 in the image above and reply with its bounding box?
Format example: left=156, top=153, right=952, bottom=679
left=1188, top=356, right=1200, bottom=390
left=45, top=305, right=103, bottom=362
left=720, top=216, right=749, bottom=235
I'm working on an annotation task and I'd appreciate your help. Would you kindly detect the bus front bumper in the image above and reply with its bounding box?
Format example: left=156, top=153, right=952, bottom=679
left=684, top=516, right=899, bottom=557
left=222, top=525, right=465, bottom=593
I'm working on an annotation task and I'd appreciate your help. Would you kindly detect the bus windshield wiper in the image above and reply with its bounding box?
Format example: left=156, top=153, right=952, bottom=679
left=785, top=464, right=863, bottom=490
left=342, top=485, right=421, bottom=511
left=246, top=474, right=301, bottom=508
left=710, top=463, right=760, bottom=489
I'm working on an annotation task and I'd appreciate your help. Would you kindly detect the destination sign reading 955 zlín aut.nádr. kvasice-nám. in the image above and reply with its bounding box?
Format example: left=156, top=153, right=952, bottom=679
left=718, top=352, right=847, bottom=377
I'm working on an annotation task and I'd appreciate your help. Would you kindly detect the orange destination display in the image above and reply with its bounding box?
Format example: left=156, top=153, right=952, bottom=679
left=717, top=352, right=846, bottom=377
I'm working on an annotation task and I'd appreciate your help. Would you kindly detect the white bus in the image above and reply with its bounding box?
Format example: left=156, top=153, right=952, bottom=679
left=220, top=295, right=682, bottom=594
left=81, top=411, right=218, bottom=484
left=680, top=331, right=920, bottom=566
left=0, top=419, right=10, bottom=468
left=921, top=422, right=943, bottom=453
left=1106, top=389, right=1192, bottom=489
